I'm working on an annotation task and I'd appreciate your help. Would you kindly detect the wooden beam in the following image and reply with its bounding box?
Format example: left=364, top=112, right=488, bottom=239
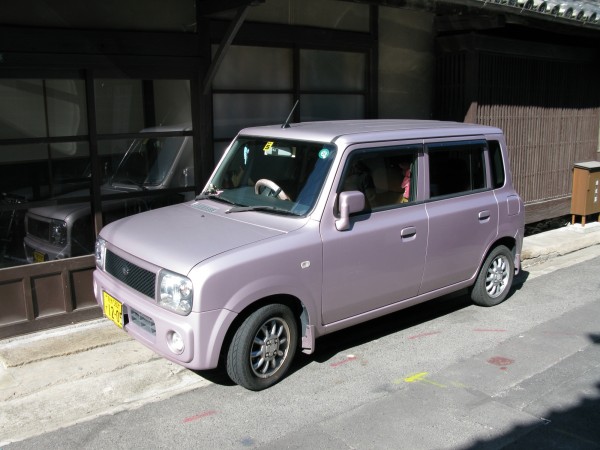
left=435, top=14, right=506, bottom=33
left=0, top=26, right=199, bottom=57
left=197, top=0, right=264, bottom=16
left=436, top=33, right=597, bottom=62
left=202, top=5, right=249, bottom=94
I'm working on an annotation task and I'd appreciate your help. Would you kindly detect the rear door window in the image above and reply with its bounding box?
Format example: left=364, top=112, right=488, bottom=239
left=427, top=141, right=487, bottom=199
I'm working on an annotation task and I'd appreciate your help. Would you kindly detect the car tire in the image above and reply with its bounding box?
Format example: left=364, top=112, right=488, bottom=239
left=226, top=304, right=298, bottom=391
left=471, top=245, right=514, bottom=307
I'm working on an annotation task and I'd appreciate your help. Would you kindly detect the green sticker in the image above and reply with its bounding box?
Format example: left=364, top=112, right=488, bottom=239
left=318, top=149, right=330, bottom=159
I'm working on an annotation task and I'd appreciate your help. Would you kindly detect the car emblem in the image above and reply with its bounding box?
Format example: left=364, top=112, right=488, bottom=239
left=122, top=265, right=130, bottom=276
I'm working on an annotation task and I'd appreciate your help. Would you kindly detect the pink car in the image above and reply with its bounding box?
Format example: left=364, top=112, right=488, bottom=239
left=94, top=120, right=524, bottom=390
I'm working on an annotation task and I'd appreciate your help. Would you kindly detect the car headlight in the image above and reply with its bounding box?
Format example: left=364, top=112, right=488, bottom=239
left=50, top=219, right=67, bottom=246
left=158, top=270, right=193, bottom=315
left=95, top=238, right=106, bottom=270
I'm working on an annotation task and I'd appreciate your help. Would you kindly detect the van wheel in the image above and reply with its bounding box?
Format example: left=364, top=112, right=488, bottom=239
left=226, top=304, right=298, bottom=391
left=471, top=245, right=514, bottom=307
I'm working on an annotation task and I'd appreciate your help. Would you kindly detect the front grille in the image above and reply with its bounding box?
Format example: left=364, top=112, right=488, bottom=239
left=28, top=218, right=50, bottom=241
left=106, top=249, right=156, bottom=299
left=130, top=308, right=156, bottom=335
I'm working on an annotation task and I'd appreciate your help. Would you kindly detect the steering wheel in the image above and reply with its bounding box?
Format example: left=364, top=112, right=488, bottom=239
left=254, top=179, right=290, bottom=201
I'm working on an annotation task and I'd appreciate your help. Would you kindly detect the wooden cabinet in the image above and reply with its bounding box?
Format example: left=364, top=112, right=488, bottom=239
left=571, top=161, right=600, bottom=226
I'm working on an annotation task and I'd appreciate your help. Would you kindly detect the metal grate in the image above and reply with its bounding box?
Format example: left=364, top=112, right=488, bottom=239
left=105, top=250, right=156, bottom=299
left=130, top=308, right=156, bottom=335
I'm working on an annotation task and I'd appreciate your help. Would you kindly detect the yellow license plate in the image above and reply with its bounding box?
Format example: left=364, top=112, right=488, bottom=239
left=33, top=251, right=46, bottom=263
left=103, top=291, right=123, bottom=329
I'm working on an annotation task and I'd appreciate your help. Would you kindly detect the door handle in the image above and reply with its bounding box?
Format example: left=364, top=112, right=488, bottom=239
left=478, top=210, right=491, bottom=222
left=401, top=226, right=417, bottom=240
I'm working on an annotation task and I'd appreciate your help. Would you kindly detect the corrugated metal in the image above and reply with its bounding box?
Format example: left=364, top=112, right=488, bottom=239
left=469, top=0, right=600, bottom=25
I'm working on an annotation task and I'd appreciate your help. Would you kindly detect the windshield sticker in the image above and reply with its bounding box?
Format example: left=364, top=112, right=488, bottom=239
left=263, top=141, right=274, bottom=153
left=244, top=146, right=249, bottom=165
left=318, top=148, right=330, bottom=159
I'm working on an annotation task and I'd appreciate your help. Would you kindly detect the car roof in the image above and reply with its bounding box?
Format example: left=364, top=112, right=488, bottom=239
left=238, top=120, right=502, bottom=144
left=140, top=123, right=192, bottom=133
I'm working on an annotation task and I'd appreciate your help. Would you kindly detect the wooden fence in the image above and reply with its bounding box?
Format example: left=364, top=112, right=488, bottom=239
left=436, top=34, right=600, bottom=223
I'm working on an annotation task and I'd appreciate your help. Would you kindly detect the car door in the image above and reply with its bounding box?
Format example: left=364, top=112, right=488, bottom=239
left=320, top=144, right=428, bottom=325
left=420, top=139, right=499, bottom=294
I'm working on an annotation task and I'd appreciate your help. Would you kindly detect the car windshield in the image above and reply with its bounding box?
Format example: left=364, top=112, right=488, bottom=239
left=111, top=136, right=184, bottom=187
left=205, top=137, right=337, bottom=216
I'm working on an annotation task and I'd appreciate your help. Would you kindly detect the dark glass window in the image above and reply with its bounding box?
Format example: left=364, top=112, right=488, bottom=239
left=428, top=141, right=487, bottom=198
left=1, top=77, right=194, bottom=268
left=489, top=140, right=506, bottom=189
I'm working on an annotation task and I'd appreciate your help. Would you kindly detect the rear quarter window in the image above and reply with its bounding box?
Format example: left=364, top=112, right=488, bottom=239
left=488, top=140, right=506, bottom=189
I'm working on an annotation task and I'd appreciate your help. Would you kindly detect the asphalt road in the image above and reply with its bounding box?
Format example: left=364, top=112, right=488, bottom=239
left=5, top=246, right=600, bottom=449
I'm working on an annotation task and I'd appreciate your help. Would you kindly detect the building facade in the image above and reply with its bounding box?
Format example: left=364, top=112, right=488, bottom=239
left=1, top=0, right=599, bottom=337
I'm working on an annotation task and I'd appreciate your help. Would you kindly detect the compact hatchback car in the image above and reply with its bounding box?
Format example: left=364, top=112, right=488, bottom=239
left=94, top=120, right=524, bottom=390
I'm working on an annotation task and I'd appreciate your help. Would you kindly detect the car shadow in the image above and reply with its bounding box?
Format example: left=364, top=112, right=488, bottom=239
left=197, top=274, right=528, bottom=388
left=291, top=271, right=528, bottom=377
left=512, top=268, right=530, bottom=293
left=293, top=290, right=473, bottom=371
left=196, top=366, right=236, bottom=387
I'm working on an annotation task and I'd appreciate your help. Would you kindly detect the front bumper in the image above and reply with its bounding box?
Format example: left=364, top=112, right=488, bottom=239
left=93, top=267, right=238, bottom=371
left=23, top=235, right=70, bottom=263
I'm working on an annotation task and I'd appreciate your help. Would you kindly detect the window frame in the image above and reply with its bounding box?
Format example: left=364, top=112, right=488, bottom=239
left=0, top=71, right=198, bottom=267
left=210, top=44, right=371, bottom=161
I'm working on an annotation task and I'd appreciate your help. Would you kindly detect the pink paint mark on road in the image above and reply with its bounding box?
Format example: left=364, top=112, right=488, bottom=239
left=408, top=331, right=441, bottom=340
left=330, top=355, right=357, bottom=367
left=487, top=356, right=514, bottom=370
left=183, top=410, right=218, bottom=423
left=474, top=329, right=507, bottom=332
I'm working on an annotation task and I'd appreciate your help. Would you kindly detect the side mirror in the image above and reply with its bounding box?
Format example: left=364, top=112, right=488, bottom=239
left=335, top=191, right=365, bottom=231
left=182, top=167, right=194, bottom=187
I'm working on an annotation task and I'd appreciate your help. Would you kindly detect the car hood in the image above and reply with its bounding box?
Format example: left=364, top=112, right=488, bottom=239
left=26, top=189, right=91, bottom=221
left=100, top=201, right=294, bottom=275
left=25, top=185, right=154, bottom=221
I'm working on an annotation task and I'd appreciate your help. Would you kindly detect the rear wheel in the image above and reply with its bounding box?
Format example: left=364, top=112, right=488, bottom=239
left=226, top=304, right=298, bottom=391
left=471, top=245, right=514, bottom=307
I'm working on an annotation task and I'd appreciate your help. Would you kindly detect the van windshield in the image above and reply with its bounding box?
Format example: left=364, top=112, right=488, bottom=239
left=205, top=137, right=337, bottom=216
left=111, top=136, right=184, bottom=187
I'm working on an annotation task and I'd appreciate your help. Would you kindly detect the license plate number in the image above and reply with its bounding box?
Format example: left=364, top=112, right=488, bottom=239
left=103, top=292, right=123, bottom=329
left=33, top=251, right=46, bottom=263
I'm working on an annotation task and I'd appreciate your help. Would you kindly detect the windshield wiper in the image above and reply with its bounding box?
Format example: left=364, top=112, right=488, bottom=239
left=111, top=177, right=147, bottom=190
left=226, top=205, right=300, bottom=216
left=195, top=192, right=238, bottom=206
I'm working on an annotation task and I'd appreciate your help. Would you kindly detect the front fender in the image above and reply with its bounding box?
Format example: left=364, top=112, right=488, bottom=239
left=189, top=224, right=324, bottom=354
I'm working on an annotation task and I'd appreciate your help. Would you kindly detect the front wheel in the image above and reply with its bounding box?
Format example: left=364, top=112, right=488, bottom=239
left=226, top=304, right=298, bottom=391
left=471, top=245, right=514, bottom=307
